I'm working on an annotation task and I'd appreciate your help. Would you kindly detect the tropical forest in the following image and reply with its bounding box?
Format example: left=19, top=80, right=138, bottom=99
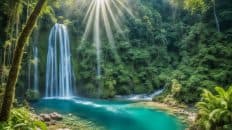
left=0, top=0, right=231, bottom=130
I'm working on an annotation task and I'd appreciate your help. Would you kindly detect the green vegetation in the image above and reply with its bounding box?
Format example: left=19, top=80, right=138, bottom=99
left=70, top=0, right=232, bottom=102
left=0, top=107, right=47, bottom=130
left=0, top=0, right=230, bottom=103
left=191, top=86, right=232, bottom=130
left=0, top=0, right=47, bottom=121
left=25, top=89, right=40, bottom=101
left=0, top=0, right=231, bottom=129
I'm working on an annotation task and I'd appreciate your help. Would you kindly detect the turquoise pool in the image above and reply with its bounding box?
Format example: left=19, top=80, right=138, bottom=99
left=32, top=97, right=185, bottom=130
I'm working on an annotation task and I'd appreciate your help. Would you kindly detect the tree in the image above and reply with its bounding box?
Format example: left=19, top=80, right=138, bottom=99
left=184, top=0, right=220, bottom=32
left=0, top=0, right=47, bottom=121
left=211, top=0, right=220, bottom=32
left=0, top=0, right=22, bottom=83
left=184, top=0, right=208, bottom=13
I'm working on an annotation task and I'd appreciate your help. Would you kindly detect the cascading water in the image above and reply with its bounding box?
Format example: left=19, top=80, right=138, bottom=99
left=45, top=23, right=74, bottom=97
left=33, top=45, right=39, bottom=91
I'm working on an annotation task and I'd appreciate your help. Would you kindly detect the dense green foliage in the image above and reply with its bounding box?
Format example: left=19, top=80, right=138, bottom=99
left=73, top=0, right=232, bottom=102
left=0, top=0, right=47, bottom=121
left=192, top=86, right=232, bottom=130
left=0, top=0, right=231, bottom=104
left=0, top=107, right=47, bottom=130
left=25, top=89, right=40, bottom=101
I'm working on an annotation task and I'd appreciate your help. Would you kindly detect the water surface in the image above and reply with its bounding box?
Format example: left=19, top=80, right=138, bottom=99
left=32, top=97, right=185, bottom=130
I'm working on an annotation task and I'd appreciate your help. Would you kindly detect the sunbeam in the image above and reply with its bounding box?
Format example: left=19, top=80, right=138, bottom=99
left=81, top=0, right=134, bottom=78
left=101, top=0, right=121, bottom=63
left=95, top=0, right=102, bottom=77
left=105, top=1, right=123, bottom=34
left=82, top=1, right=96, bottom=41
left=83, top=1, right=95, bottom=22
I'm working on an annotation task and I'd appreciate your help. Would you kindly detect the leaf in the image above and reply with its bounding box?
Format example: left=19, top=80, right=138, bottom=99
left=215, top=86, right=227, bottom=99
left=14, top=123, right=27, bottom=128
left=209, top=109, right=224, bottom=122
left=223, top=124, right=232, bottom=130
left=33, top=121, right=47, bottom=130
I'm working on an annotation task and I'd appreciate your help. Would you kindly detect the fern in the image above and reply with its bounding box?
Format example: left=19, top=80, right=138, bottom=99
left=195, top=86, right=232, bottom=130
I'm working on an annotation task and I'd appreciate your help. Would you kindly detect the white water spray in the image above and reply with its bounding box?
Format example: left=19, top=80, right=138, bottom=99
left=45, top=23, right=74, bottom=97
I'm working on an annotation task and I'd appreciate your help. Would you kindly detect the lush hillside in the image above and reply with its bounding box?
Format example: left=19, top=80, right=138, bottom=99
left=0, top=0, right=231, bottom=103
left=0, top=0, right=231, bottom=129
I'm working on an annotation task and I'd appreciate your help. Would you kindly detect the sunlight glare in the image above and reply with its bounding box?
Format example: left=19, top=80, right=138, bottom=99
left=81, top=0, right=134, bottom=77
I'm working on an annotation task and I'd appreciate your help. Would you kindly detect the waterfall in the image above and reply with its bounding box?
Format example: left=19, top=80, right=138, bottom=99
left=45, top=23, right=74, bottom=97
left=33, top=45, right=39, bottom=91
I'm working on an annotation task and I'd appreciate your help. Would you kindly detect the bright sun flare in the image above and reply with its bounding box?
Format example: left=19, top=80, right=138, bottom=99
left=97, top=0, right=105, bottom=4
left=80, top=0, right=134, bottom=77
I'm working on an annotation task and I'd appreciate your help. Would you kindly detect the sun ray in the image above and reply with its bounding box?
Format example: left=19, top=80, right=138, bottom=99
left=101, top=1, right=114, bottom=44
left=114, top=0, right=135, bottom=18
left=83, top=0, right=95, bottom=23
left=101, top=0, right=121, bottom=63
left=79, top=1, right=97, bottom=51
left=95, top=0, right=102, bottom=77
left=110, top=0, right=124, bottom=16
left=105, top=0, right=123, bottom=34
left=82, top=1, right=97, bottom=41
left=80, top=0, right=134, bottom=77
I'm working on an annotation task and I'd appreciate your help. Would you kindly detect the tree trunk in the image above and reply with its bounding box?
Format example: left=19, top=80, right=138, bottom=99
left=0, top=0, right=47, bottom=121
left=212, top=0, right=220, bottom=32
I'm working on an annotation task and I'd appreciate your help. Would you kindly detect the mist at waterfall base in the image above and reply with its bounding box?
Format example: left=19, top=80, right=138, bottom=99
left=45, top=23, right=75, bottom=98
left=33, top=97, right=185, bottom=130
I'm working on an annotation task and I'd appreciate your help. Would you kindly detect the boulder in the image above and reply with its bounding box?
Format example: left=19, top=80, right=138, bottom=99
left=39, top=113, right=51, bottom=122
left=50, top=112, right=63, bottom=121
left=39, top=112, right=63, bottom=123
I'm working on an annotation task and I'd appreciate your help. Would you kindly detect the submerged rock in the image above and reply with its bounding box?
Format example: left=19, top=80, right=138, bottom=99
left=39, top=112, right=63, bottom=123
left=50, top=112, right=63, bottom=120
left=68, top=113, right=72, bottom=117
left=40, top=114, right=51, bottom=122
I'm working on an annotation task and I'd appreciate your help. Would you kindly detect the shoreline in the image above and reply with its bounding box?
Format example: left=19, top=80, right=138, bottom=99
left=133, top=101, right=196, bottom=128
left=31, top=98, right=196, bottom=129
